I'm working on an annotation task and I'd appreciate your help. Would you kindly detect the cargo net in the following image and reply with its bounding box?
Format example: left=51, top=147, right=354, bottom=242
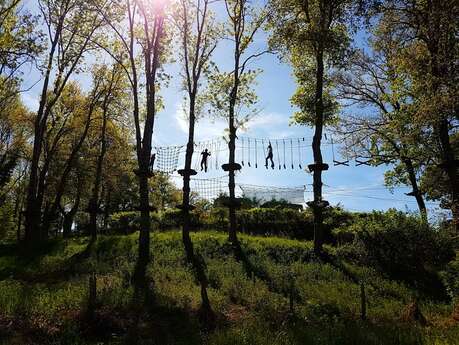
left=154, top=146, right=183, bottom=174
left=239, top=184, right=306, bottom=205
left=190, top=176, right=229, bottom=201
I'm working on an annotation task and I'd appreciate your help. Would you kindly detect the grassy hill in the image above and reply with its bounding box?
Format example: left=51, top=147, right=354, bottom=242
left=0, top=231, right=458, bottom=345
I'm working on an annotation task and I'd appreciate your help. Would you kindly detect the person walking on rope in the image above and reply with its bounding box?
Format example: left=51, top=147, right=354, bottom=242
left=201, top=148, right=211, bottom=172
left=265, top=142, right=275, bottom=169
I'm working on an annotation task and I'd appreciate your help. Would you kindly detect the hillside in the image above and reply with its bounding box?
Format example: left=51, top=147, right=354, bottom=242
left=0, top=231, right=458, bottom=345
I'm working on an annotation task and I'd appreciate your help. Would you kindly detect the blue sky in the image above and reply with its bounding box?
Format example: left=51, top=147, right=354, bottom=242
left=19, top=0, right=444, bottom=218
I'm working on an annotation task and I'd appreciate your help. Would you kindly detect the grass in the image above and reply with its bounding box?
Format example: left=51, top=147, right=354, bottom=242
left=0, top=230, right=458, bottom=344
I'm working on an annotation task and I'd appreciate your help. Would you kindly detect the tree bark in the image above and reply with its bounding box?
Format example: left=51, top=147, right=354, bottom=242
left=89, top=92, right=111, bottom=240
left=181, top=98, right=212, bottom=316
left=227, top=34, right=241, bottom=248
left=311, top=43, right=326, bottom=255
left=403, top=158, right=428, bottom=222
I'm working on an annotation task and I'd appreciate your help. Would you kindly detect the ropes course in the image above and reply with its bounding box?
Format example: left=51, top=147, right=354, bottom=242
left=152, top=132, right=392, bottom=174
left=154, top=130, right=439, bottom=213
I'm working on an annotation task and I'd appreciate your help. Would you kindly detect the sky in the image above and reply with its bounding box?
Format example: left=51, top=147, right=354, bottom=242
left=18, top=0, right=445, bottom=219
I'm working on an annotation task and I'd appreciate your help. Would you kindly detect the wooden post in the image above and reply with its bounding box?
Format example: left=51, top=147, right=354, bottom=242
left=360, top=282, right=366, bottom=320
left=88, top=272, right=97, bottom=320
left=289, top=275, right=295, bottom=314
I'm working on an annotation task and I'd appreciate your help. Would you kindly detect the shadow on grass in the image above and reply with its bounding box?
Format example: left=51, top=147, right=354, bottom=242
left=232, top=241, right=271, bottom=283
left=321, top=249, right=449, bottom=301
left=0, top=237, right=96, bottom=283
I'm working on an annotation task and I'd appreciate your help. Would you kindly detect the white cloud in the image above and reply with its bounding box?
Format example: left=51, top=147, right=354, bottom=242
left=245, top=112, right=287, bottom=130
left=174, top=101, right=227, bottom=140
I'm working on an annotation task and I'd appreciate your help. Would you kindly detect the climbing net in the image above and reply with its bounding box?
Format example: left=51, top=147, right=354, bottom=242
left=239, top=184, right=306, bottom=205
left=154, top=145, right=183, bottom=174
left=190, top=175, right=228, bottom=201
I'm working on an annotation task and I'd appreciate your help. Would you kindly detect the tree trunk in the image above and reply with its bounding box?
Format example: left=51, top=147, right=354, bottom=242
left=227, top=48, right=240, bottom=248
left=89, top=104, right=109, bottom=240
left=181, top=98, right=212, bottom=316
left=311, top=45, right=326, bottom=255
left=24, top=20, right=63, bottom=245
left=403, top=158, right=428, bottom=222
left=228, top=120, right=238, bottom=245
left=437, top=119, right=459, bottom=232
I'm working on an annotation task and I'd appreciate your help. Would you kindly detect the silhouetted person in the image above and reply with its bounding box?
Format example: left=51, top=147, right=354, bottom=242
left=265, top=143, right=274, bottom=169
left=149, top=153, right=156, bottom=172
left=201, top=149, right=211, bottom=172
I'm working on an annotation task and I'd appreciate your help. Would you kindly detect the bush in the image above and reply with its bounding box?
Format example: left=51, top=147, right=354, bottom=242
left=158, top=208, right=202, bottom=229
left=237, top=208, right=314, bottom=239
left=345, top=209, right=455, bottom=297
left=0, top=202, right=16, bottom=242
left=108, top=212, right=141, bottom=234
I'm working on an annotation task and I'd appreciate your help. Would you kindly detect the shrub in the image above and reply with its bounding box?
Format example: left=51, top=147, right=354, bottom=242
left=108, top=212, right=141, bottom=234
left=0, top=201, right=15, bottom=242
left=346, top=209, right=455, bottom=297
left=237, top=208, right=314, bottom=239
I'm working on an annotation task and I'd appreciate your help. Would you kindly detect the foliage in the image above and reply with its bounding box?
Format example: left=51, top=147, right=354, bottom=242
left=342, top=209, right=455, bottom=296
left=107, top=211, right=141, bottom=234
left=0, top=231, right=457, bottom=344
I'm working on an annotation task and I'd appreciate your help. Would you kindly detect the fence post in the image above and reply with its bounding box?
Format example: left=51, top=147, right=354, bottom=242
left=88, top=272, right=97, bottom=320
left=360, top=281, right=366, bottom=320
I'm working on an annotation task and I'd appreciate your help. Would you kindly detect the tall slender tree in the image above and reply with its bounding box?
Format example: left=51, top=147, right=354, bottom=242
left=373, top=0, right=458, bottom=231
left=208, top=0, right=266, bottom=250
left=87, top=63, right=128, bottom=239
left=97, top=0, right=171, bottom=290
left=174, top=0, right=218, bottom=320
left=24, top=0, right=104, bottom=243
left=268, top=0, right=355, bottom=254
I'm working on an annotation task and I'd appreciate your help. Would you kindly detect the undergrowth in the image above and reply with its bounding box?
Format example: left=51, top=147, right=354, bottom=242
left=0, top=231, right=457, bottom=345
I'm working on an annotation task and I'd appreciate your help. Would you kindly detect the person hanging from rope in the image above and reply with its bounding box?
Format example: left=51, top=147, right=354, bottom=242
left=265, top=142, right=275, bottom=169
left=200, top=148, right=211, bottom=172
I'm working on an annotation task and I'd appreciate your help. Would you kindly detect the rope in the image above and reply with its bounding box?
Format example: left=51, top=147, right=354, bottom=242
left=248, top=138, right=251, bottom=167
left=255, top=139, right=258, bottom=168
left=298, top=138, right=302, bottom=169
left=276, top=140, right=281, bottom=170
left=283, top=139, right=286, bottom=169
left=290, top=139, right=294, bottom=169
left=193, top=142, right=200, bottom=170
left=241, top=137, right=245, bottom=166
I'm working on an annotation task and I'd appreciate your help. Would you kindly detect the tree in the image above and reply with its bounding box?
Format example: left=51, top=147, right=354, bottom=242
left=373, top=0, right=458, bottom=231
left=40, top=80, right=105, bottom=237
left=0, top=86, right=30, bottom=194
left=268, top=0, right=355, bottom=254
left=208, top=0, right=266, bottom=251
left=87, top=63, right=129, bottom=239
left=0, top=0, right=42, bottom=104
left=24, top=0, right=105, bottom=244
left=174, top=0, right=219, bottom=321
left=335, top=49, right=429, bottom=221
left=97, top=0, right=171, bottom=294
